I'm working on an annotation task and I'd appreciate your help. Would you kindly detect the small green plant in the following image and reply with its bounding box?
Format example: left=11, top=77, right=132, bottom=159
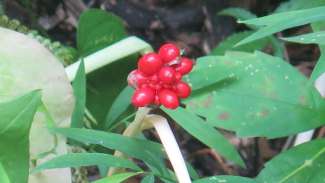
left=0, top=1, right=325, bottom=183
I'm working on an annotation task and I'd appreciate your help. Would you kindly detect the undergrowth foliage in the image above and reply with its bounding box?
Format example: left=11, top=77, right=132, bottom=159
left=0, top=1, right=325, bottom=183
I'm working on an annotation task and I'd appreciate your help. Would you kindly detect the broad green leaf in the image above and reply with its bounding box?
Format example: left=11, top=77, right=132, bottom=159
left=257, top=139, right=325, bottom=183
left=0, top=91, right=41, bottom=183
left=186, top=51, right=325, bottom=138
left=93, top=172, right=142, bottom=183
left=33, top=153, right=140, bottom=173
left=104, top=86, right=133, bottom=130
left=0, top=163, right=10, bottom=183
left=0, top=27, right=74, bottom=183
left=210, top=31, right=269, bottom=56
left=164, top=108, right=244, bottom=167
left=71, top=60, right=86, bottom=128
left=141, top=174, right=155, bottom=183
left=237, top=6, right=325, bottom=46
left=52, top=128, right=166, bottom=173
left=193, top=176, right=256, bottom=183
left=77, top=10, right=135, bottom=126
left=281, top=31, right=325, bottom=45
left=77, top=9, right=126, bottom=56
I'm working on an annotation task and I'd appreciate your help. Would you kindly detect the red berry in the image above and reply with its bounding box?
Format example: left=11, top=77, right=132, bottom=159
left=175, top=57, right=194, bottom=75
left=158, top=67, right=176, bottom=84
left=174, top=81, right=191, bottom=98
left=175, top=72, right=182, bottom=82
left=158, top=43, right=180, bottom=63
left=131, top=87, right=155, bottom=107
left=159, top=89, right=179, bottom=109
left=154, top=95, right=161, bottom=105
left=127, top=69, right=148, bottom=88
left=149, top=74, right=159, bottom=84
left=138, top=53, right=163, bottom=76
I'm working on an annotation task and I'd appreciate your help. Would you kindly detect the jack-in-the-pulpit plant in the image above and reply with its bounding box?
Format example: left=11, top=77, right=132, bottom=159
left=1, top=2, right=325, bottom=183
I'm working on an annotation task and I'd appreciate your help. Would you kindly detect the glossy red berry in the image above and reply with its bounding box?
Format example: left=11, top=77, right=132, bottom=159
left=174, top=81, right=191, bottom=98
left=138, top=53, right=163, bottom=76
left=158, top=67, right=176, bottom=84
left=158, top=43, right=180, bottom=63
left=127, top=69, right=148, bottom=88
left=175, top=57, right=193, bottom=75
left=175, top=72, right=182, bottom=82
left=159, top=89, right=179, bottom=109
left=154, top=95, right=161, bottom=105
left=131, top=87, right=155, bottom=107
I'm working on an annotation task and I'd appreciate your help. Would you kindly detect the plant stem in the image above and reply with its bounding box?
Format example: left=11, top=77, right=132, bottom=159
left=147, top=114, right=192, bottom=183
left=107, top=107, right=151, bottom=176
left=65, top=36, right=153, bottom=81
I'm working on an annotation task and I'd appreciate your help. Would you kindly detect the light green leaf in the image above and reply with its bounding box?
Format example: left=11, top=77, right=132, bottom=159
left=186, top=51, right=325, bottom=138
left=33, top=153, right=140, bottom=173
left=210, top=31, right=269, bottom=56
left=193, top=176, right=256, bottom=183
left=77, top=9, right=126, bottom=56
left=218, top=7, right=256, bottom=21
left=71, top=60, right=86, bottom=128
left=104, top=86, right=133, bottom=130
left=93, top=172, right=142, bottom=183
left=164, top=108, right=245, bottom=167
left=218, top=8, right=257, bottom=29
left=141, top=174, right=155, bottom=183
left=257, top=139, right=325, bottom=183
left=0, top=27, right=74, bottom=183
left=281, top=31, right=325, bottom=45
left=275, top=0, right=325, bottom=13
left=0, top=163, right=10, bottom=183
left=0, top=91, right=41, bottom=183
left=52, top=128, right=166, bottom=172
left=237, top=6, right=325, bottom=46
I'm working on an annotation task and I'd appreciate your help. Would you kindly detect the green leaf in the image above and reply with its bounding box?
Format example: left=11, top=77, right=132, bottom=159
left=164, top=108, right=245, bottom=167
left=237, top=6, right=325, bottom=46
left=77, top=9, right=126, bottom=56
left=0, top=27, right=74, bottom=183
left=77, top=10, right=134, bottom=126
left=0, top=91, right=41, bottom=183
left=104, top=86, right=133, bottom=130
left=257, top=139, right=325, bottom=183
left=186, top=51, right=325, bottom=138
left=219, top=7, right=257, bottom=21
left=186, top=162, right=200, bottom=180
left=275, top=0, right=325, bottom=13
left=52, top=128, right=166, bottom=172
left=93, top=172, right=142, bottom=183
left=71, top=60, right=86, bottom=128
left=193, top=176, right=256, bottom=183
left=210, top=31, right=269, bottom=56
left=32, top=153, right=140, bottom=173
left=0, top=163, right=10, bottom=183
left=281, top=31, right=325, bottom=45
left=218, top=8, right=257, bottom=29
left=141, top=174, right=155, bottom=183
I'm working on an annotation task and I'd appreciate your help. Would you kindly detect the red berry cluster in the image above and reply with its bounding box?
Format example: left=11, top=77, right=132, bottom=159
left=128, top=43, right=194, bottom=109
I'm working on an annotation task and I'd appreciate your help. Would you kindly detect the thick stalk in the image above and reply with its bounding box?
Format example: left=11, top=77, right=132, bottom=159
left=107, top=107, right=151, bottom=176
left=146, top=115, right=192, bottom=183
left=65, top=36, right=153, bottom=81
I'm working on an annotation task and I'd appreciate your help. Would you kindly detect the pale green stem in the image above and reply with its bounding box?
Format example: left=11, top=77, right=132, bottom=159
left=65, top=36, right=153, bottom=81
left=108, top=107, right=151, bottom=176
